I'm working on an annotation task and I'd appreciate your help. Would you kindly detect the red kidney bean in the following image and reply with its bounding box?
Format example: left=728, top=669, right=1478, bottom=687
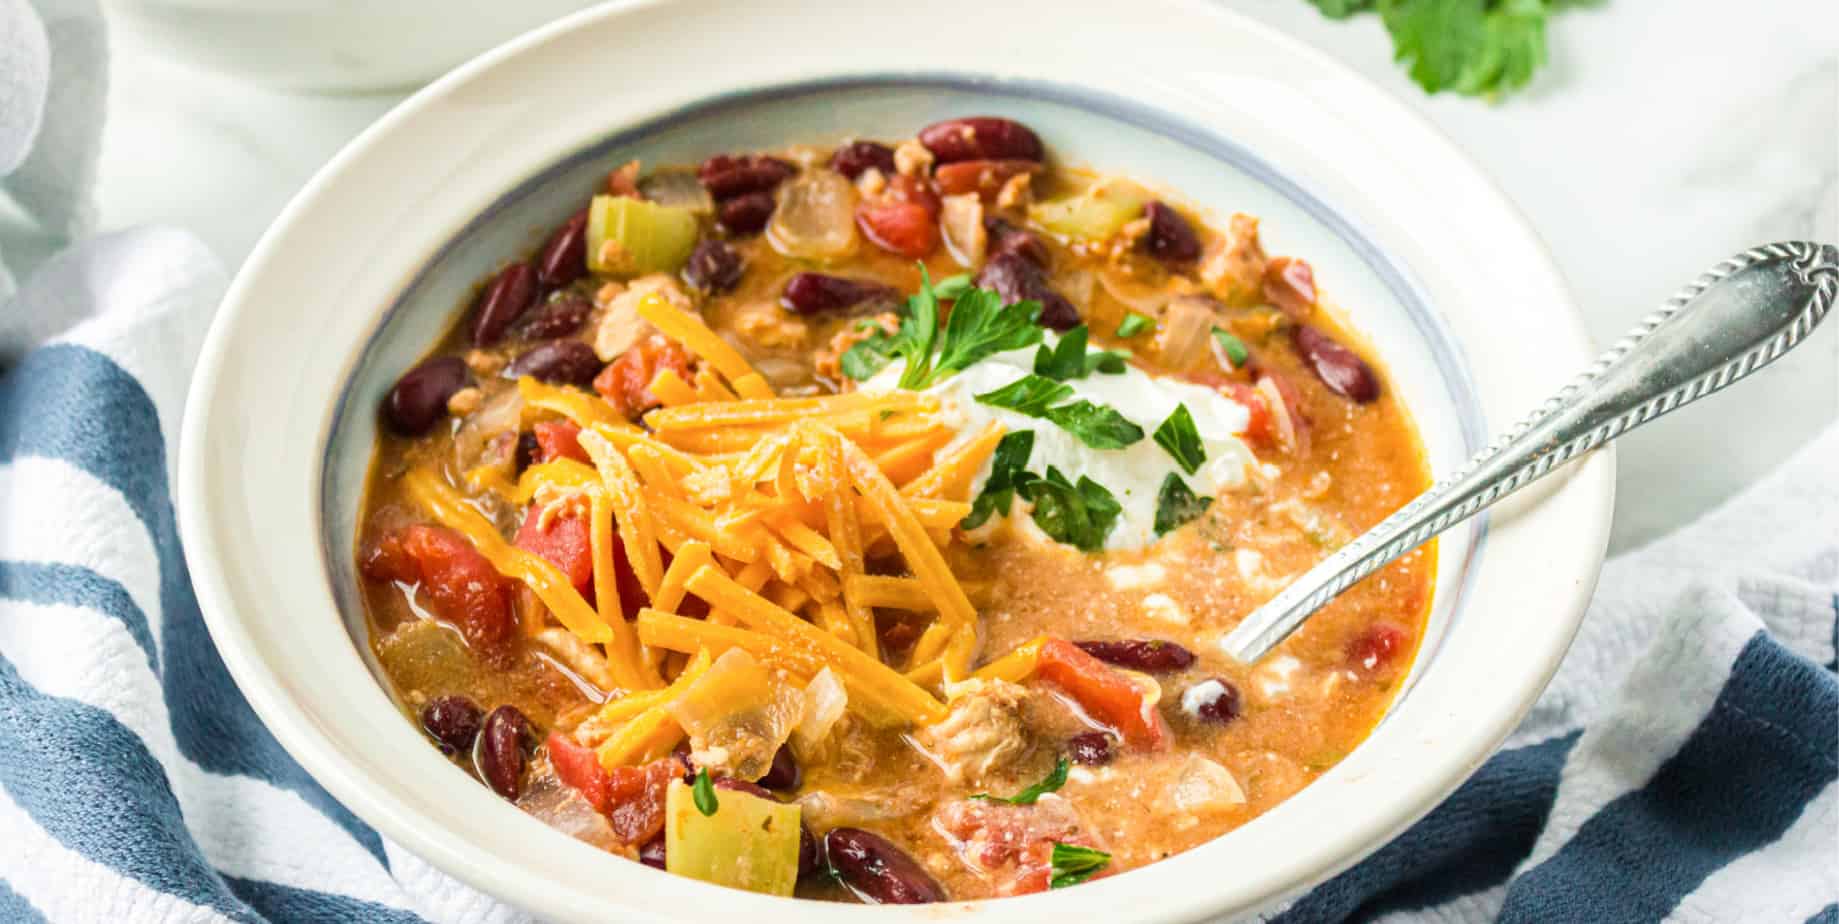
left=383, top=356, right=469, bottom=436
left=419, top=695, right=483, bottom=756
left=671, top=739, right=696, bottom=782
left=698, top=154, right=795, bottom=200
left=824, top=828, right=947, bottom=905
left=830, top=141, right=896, bottom=180
left=1291, top=325, right=1379, bottom=403
left=1182, top=678, right=1242, bottom=725
left=506, top=340, right=602, bottom=387
left=780, top=273, right=897, bottom=316
left=712, top=777, right=776, bottom=800
left=638, top=833, right=667, bottom=870
left=756, top=744, right=801, bottom=792
left=1347, top=622, right=1410, bottom=674
left=1067, top=731, right=1115, bottom=766
left=1073, top=639, right=1196, bottom=673
left=918, top=117, right=1044, bottom=164
left=985, top=218, right=1049, bottom=267
left=513, top=431, right=541, bottom=473
left=476, top=705, right=532, bottom=800
left=683, top=239, right=744, bottom=294
left=1142, top=201, right=1201, bottom=263
left=470, top=262, right=538, bottom=347
left=535, top=209, right=589, bottom=290
left=1263, top=256, right=1316, bottom=317
left=717, top=191, right=776, bottom=235
left=798, top=825, right=821, bottom=879
left=512, top=293, right=593, bottom=341
left=976, top=251, right=1079, bottom=330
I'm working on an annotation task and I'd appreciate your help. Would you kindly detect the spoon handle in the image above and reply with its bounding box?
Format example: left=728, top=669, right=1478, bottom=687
left=1221, top=241, right=1839, bottom=664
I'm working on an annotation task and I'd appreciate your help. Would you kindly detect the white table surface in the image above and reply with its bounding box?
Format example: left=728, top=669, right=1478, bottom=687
left=95, top=0, right=1837, bottom=554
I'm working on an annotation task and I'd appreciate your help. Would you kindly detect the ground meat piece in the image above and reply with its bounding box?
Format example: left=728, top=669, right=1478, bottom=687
left=1198, top=212, right=1268, bottom=306
left=593, top=274, right=690, bottom=361
left=731, top=300, right=811, bottom=351
left=916, top=679, right=1029, bottom=784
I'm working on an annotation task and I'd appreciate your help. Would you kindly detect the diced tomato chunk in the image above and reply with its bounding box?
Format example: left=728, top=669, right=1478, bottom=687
left=1263, top=256, right=1316, bottom=317
left=933, top=159, right=1039, bottom=201
left=1347, top=622, right=1412, bottom=675
left=514, top=506, right=595, bottom=595
left=548, top=731, right=612, bottom=812
left=531, top=419, right=589, bottom=464
left=935, top=798, right=1097, bottom=896
left=593, top=334, right=694, bottom=420
left=362, top=524, right=516, bottom=664
left=857, top=174, right=940, bottom=258
left=605, top=758, right=676, bottom=844
left=1224, top=383, right=1274, bottom=446
left=1035, top=639, right=1169, bottom=750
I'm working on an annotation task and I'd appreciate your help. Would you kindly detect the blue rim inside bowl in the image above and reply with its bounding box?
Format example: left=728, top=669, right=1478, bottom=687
left=319, top=74, right=1489, bottom=718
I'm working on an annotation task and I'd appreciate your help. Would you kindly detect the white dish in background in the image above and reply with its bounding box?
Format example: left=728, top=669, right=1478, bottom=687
left=177, top=0, right=1614, bottom=920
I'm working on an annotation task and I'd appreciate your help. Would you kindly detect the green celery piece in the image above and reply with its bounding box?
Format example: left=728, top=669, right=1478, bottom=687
left=586, top=194, right=700, bottom=277
left=1028, top=184, right=1147, bottom=242
left=665, top=779, right=802, bottom=896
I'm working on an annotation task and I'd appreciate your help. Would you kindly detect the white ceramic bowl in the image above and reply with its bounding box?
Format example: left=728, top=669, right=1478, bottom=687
left=178, top=1, right=1614, bottom=920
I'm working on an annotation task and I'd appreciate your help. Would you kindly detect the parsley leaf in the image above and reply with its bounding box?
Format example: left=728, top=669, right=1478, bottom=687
left=1308, top=0, right=1567, bottom=99
left=1035, top=325, right=1127, bottom=380
left=1049, top=842, right=1112, bottom=888
left=1025, top=466, right=1123, bottom=552
left=893, top=266, right=946, bottom=388
left=929, top=287, right=1044, bottom=386
left=1115, top=312, right=1154, bottom=338
left=1154, top=472, right=1213, bottom=535
left=691, top=768, right=719, bottom=817
left=840, top=329, right=896, bottom=380
left=970, top=758, right=1069, bottom=805
left=960, top=431, right=1037, bottom=530
left=1043, top=401, right=1145, bottom=450
left=1211, top=327, right=1249, bottom=369
left=1152, top=404, right=1206, bottom=474
left=976, top=375, right=1075, bottom=417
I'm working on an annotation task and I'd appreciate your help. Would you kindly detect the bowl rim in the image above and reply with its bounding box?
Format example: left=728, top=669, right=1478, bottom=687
left=178, top=1, right=1615, bottom=920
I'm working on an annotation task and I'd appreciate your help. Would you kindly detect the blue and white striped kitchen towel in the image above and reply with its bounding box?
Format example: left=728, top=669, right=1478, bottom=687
left=3, top=2, right=1835, bottom=921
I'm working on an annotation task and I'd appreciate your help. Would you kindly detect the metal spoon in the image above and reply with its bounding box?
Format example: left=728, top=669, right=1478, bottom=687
left=1221, top=241, right=1838, bottom=664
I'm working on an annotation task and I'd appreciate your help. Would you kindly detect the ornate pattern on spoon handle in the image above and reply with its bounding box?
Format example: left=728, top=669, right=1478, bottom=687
left=1221, top=241, right=1838, bottom=664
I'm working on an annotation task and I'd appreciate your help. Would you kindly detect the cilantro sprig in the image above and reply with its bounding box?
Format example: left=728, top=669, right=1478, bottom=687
left=841, top=267, right=1044, bottom=389
left=1115, top=312, right=1154, bottom=338
left=1049, top=842, right=1112, bottom=888
left=970, top=758, right=1069, bottom=805
left=1307, top=0, right=1567, bottom=99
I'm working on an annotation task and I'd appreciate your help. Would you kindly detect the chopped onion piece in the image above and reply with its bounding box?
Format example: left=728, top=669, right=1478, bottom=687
left=1169, top=754, right=1247, bottom=813
left=768, top=170, right=859, bottom=260
left=1155, top=294, right=1219, bottom=372
left=790, top=667, right=848, bottom=760
left=638, top=168, right=714, bottom=215
left=939, top=193, right=986, bottom=268
left=1098, top=265, right=1174, bottom=314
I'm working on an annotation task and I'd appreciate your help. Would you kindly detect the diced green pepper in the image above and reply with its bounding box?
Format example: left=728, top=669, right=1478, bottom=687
left=664, top=779, right=802, bottom=896
left=1029, top=183, right=1148, bottom=242
left=586, top=194, right=700, bottom=277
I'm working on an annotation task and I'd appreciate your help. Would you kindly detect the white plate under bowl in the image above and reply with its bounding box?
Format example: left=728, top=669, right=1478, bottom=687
left=178, top=1, right=1614, bottom=921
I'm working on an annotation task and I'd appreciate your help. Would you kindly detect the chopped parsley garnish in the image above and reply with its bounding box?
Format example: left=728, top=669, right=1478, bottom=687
left=975, top=375, right=1074, bottom=417
left=960, top=430, right=1038, bottom=530
left=1212, top=327, right=1250, bottom=368
left=1025, top=466, right=1123, bottom=552
left=839, top=267, right=1044, bottom=389
left=1115, top=312, right=1154, bottom=338
left=1152, top=404, right=1206, bottom=474
left=691, top=768, right=719, bottom=816
left=1042, top=401, right=1145, bottom=450
left=1153, top=472, right=1213, bottom=536
left=969, top=758, right=1069, bottom=805
left=1034, top=325, right=1126, bottom=381
left=976, top=374, right=1144, bottom=450
left=1049, top=842, right=1112, bottom=888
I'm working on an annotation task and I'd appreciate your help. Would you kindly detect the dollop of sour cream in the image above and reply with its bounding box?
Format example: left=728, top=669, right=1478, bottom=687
left=862, top=342, right=1256, bottom=550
